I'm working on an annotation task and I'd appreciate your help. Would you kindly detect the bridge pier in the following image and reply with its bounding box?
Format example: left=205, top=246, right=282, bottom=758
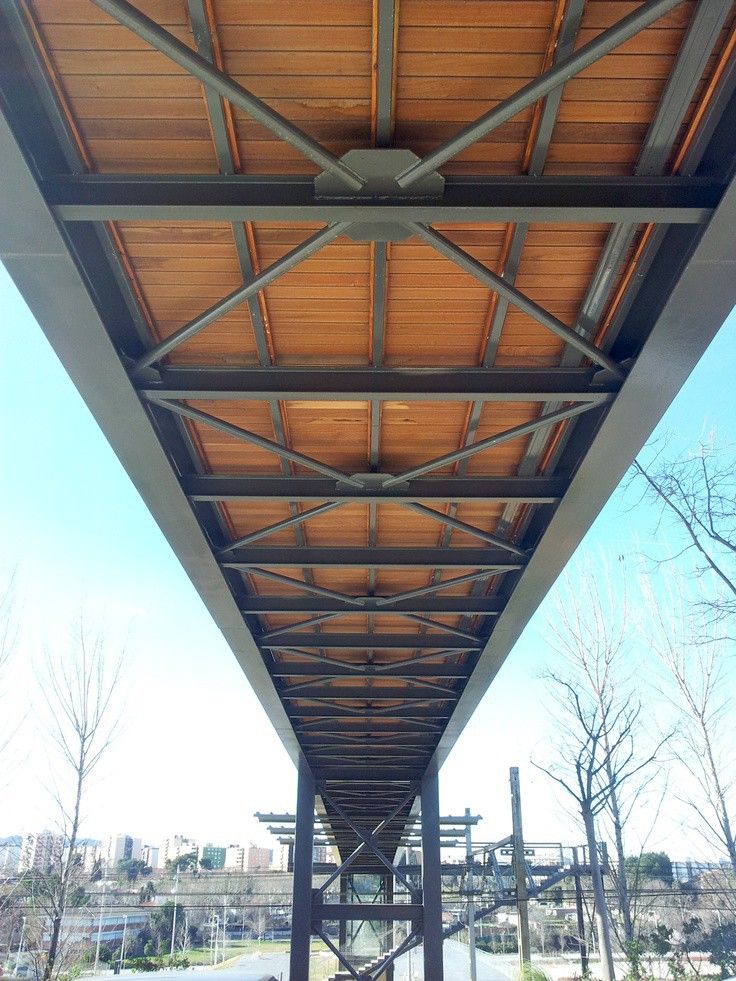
left=421, top=766, right=444, bottom=980
left=289, top=757, right=315, bottom=981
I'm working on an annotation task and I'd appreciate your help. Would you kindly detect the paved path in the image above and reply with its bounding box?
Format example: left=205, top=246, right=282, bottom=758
left=90, top=941, right=514, bottom=980
left=391, top=939, right=515, bottom=980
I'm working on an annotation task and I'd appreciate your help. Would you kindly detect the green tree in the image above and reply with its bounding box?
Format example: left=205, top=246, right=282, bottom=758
left=117, top=858, right=150, bottom=882
left=625, top=852, right=673, bottom=885
left=150, top=901, right=185, bottom=951
left=139, top=881, right=156, bottom=904
left=702, top=922, right=736, bottom=979
left=166, top=852, right=197, bottom=873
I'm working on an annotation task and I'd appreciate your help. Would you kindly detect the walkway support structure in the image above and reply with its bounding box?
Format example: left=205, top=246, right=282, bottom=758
left=2, top=1, right=736, bottom=977
left=511, top=767, right=532, bottom=968
left=421, top=768, right=444, bottom=980
left=290, top=758, right=316, bottom=981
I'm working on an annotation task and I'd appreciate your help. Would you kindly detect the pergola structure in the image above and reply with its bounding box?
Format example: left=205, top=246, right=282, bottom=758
left=2, top=2, right=736, bottom=978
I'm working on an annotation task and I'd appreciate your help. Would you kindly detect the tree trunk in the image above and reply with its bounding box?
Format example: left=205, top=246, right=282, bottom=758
left=582, top=807, right=616, bottom=981
left=607, top=779, right=633, bottom=943
left=43, top=764, right=84, bottom=981
left=700, top=721, right=736, bottom=877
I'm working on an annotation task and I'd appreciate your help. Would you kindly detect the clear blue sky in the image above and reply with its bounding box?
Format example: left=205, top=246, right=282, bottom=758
left=1, top=261, right=734, bottom=858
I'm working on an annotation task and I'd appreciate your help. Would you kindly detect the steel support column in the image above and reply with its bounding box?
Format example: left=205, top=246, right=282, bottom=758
left=421, top=767, right=444, bottom=979
left=339, top=874, right=349, bottom=952
left=289, top=757, right=315, bottom=981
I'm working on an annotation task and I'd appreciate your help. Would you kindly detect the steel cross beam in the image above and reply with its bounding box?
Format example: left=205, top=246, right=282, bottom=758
left=150, top=399, right=363, bottom=486
left=222, top=547, right=524, bottom=569
left=45, top=173, right=718, bottom=224
left=396, top=0, right=687, bottom=186
left=183, top=474, right=567, bottom=502
left=268, top=661, right=473, bottom=679
left=217, top=502, right=343, bottom=552
left=180, top=0, right=324, bottom=624
left=409, top=223, right=626, bottom=378
left=133, top=222, right=351, bottom=370
left=240, top=594, right=504, bottom=614
left=316, top=787, right=421, bottom=900
left=136, top=366, right=621, bottom=402
left=89, top=0, right=364, bottom=191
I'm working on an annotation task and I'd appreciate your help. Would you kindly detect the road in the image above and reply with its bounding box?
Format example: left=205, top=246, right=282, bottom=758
left=392, top=940, right=515, bottom=980
left=96, top=941, right=514, bottom=980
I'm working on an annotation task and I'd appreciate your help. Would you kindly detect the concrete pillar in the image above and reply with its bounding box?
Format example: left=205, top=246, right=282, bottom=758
left=421, top=767, right=444, bottom=980
left=289, top=757, right=315, bottom=981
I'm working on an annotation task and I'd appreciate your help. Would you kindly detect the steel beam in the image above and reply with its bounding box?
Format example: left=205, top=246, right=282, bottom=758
left=270, top=634, right=477, bottom=651
left=0, top=50, right=307, bottom=771
left=431, top=95, right=736, bottom=769
left=90, top=0, right=364, bottom=190
left=314, top=903, right=422, bottom=923
left=281, top=686, right=460, bottom=701
left=421, top=766, right=444, bottom=979
left=241, top=595, right=504, bottom=614
left=403, top=502, right=527, bottom=556
left=385, top=401, right=608, bottom=485
left=46, top=173, right=718, bottom=224
left=151, top=398, right=363, bottom=485
left=290, top=757, right=316, bottom=981
left=218, top=502, right=343, bottom=552
left=134, top=223, right=350, bottom=370
left=187, top=475, right=565, bottom=502
left=269, top=662, right=473, bottom=679
left=410, top=223, right=625, bottom=378
left=223, top=546, right=524, bottom=569
left=138, top=366, right=620, bottom=402
left=396, top=0, right=686, bottom=186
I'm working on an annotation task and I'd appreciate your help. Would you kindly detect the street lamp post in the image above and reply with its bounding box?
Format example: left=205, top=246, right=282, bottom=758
left=465, top=808, right=478, bottom=981
left=94, top=871, right=107, bottom=974
left=16, top=915, right=26, bottom=973
left=170, top=870, right=179, bottom=958
left=119, top=915, right=128, bottom=972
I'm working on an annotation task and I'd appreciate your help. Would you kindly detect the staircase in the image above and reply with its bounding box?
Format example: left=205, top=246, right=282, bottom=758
left=327, top=943, right=406, bottom=980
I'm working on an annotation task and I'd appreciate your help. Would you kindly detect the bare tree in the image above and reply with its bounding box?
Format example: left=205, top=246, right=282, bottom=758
left=546, top=570, right=669, bottom=957
left=534, top=640, right=666, bottom=981
left=644, top=579, right=736, bottom=877
left=34, top=620, right=122, bottom=981
left=630, top=440, right=736, bottom=633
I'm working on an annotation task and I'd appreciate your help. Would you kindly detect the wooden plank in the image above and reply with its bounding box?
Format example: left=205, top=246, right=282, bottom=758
left=53, top=50, right=372, bottom=75
left=399, top=1, right=694, bottom=30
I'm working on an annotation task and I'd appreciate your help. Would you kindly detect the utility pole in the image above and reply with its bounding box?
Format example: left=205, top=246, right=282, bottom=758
left=120, top=915, right=128, bottom=972
left=572, top=848, right=589, bottom=977
left=94, top=869, right=107, bottom=974
left=464, top=807, right=478, bottom=981
left=221, top=897, right=227, bottom=962
left=16, top=915, right=26, bottom=968
left=510, top=767, right=531, bottom=968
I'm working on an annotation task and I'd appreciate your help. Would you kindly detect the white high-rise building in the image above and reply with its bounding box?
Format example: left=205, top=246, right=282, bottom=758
left=272, top=842, right=293, bottom=872
left=162, top=835, right=198, bottom=865
left=18, top=831, right=65, bottom=872
left=72, top=839, right=101, bottom=873
left=141, top=844, right=159, bottom=869
left=105, top=835, right=142, bottom=867
left=224, top=844, right=246, bottom=871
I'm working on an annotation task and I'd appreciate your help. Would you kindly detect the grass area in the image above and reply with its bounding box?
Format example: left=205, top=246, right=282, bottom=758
left=182, top=939, right=338, bottom=979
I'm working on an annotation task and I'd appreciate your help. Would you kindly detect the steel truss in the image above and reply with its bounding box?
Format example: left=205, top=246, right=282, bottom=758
left=3, top=0, right=736, bottom=978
